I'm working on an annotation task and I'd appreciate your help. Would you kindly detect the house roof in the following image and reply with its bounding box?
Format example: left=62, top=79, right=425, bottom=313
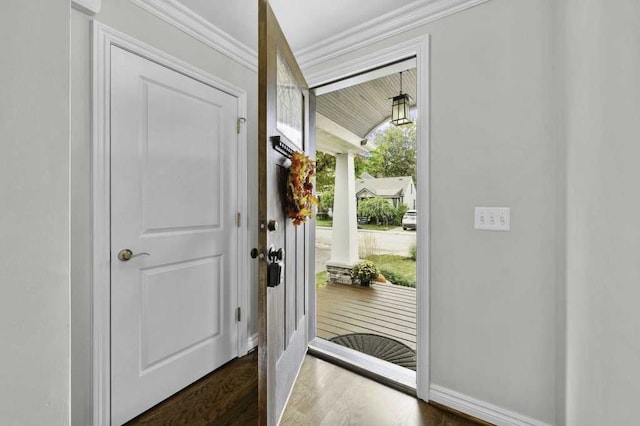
left=355, top=176, right=414, bottom=197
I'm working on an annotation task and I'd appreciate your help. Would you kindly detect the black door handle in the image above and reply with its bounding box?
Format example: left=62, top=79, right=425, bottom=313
left=268, top=247, right=284, bottom=262
left=250, top=248, right=264, bottom=259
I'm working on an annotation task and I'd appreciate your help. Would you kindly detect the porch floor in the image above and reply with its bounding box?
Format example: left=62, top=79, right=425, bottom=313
left=316, top=282, right=417, bottom=350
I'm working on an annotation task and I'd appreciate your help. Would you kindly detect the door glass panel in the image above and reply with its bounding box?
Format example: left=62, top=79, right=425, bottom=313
left=276, top=50, right=303, bottom=149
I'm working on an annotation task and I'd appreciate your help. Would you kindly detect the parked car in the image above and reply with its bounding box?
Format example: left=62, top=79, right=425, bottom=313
left=402, top=210, right=417, bottom=230
left=357, top=216, right=370, bottom=225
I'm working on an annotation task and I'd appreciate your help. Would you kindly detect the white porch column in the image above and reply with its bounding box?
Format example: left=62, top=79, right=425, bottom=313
left=327, top=153, right=360, bottom=274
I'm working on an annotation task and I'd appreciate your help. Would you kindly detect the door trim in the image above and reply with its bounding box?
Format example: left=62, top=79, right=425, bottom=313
left=307, top=34, right=431, bottom=401
left=91, top=21, right=249, bottom=426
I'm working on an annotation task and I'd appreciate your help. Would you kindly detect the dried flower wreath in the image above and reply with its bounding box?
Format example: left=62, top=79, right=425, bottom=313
left=285, top=151, right=319, bottom=225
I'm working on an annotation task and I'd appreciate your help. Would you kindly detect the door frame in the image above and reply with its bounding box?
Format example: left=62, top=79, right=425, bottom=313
left=305, top=34, right=431, bottom=401
left=91, top=21, right=249, bottom=426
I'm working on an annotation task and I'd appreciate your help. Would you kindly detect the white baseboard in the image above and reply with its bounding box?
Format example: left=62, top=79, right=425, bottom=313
left=429, top=385, right=552, bottom=426
left=247, top=333, right=258, bottom=352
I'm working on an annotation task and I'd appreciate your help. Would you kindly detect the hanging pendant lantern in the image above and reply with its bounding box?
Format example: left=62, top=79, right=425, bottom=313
left=390, top=71, right=412, bottom=126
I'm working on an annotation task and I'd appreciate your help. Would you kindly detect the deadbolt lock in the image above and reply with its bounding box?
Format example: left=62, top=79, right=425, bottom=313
left=268, top=247, right=284, bottom=262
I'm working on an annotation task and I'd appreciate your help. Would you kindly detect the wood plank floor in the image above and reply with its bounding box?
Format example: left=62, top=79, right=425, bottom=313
left=317, top=282, right=417, bottom=350
left=126, top=350, right=485, bottom=426
left=283, top=355, right=484, bottom=426
left=125, top=351, right=258, bottom=425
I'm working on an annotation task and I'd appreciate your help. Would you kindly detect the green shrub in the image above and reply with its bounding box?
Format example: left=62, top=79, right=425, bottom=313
left=351, top=260, right=379, bottom=285
left=357, top=197, right=395, bottom=225
left=315, top=271, right=328, bottom=288
left=393, top=205, right=408, bottom=226
left=379, top=267, right=415, bottom=288
left=409, top=242, right=417, bottom=261
left=319, top=187, right=334, bottom=211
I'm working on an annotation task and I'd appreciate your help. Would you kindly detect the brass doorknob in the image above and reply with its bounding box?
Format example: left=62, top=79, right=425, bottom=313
left=118, top=249, right=150, bottom=262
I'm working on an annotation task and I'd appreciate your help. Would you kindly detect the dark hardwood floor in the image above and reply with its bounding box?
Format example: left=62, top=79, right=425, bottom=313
left=125, top=350, right=486, bottom=426
left=281, top=356, right=486, bottom=426
left=125, top=351, right=259, bottom=425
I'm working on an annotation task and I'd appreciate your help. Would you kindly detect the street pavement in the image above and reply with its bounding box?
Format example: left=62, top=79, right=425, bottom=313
left=314, top=226, right=417, bottom=273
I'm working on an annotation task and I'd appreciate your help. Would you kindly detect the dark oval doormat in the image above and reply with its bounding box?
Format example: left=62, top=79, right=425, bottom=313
left=329, top=333, right=416, bottom=370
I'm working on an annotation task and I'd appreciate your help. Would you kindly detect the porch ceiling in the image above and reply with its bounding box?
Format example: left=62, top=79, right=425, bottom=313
left=316, top=68, right=417, bottom=140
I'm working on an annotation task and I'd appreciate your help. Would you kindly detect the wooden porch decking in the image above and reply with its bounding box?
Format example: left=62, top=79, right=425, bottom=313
left=316, top=282, right=417, bottom=350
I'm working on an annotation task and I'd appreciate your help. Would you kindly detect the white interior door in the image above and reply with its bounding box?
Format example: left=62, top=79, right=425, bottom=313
left=110, top=46, right=239, bottom=425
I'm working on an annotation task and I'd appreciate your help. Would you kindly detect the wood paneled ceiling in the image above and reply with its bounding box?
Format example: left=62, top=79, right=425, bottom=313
left=317, top=68, right=417, bottom=139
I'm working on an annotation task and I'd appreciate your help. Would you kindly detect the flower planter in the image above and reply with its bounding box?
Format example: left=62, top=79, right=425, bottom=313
left=350, top=260, right=379, bottom=288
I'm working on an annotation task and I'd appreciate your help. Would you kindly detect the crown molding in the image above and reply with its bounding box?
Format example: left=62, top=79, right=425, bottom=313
left=297, top=0, right=491, bottom=70
left=305, top=35, right=428, bottom=88
left=127, top=0, right=490, bottom=75
left=72, top=0, right=101, bottom=15
left=130, top=0, right=258, bottom=72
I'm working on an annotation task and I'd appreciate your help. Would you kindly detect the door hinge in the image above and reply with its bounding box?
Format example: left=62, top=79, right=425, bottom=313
left=236, top=212, right=241, bottom=227
left=237, top=117, right=247, bottom=134
left=236, top=307, right=241, bottom=322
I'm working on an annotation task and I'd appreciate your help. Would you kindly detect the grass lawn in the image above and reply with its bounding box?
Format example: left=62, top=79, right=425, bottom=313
left=315, top=218, right=396, bottom=232
left=316, top=218, right=333, bottom=227
left=366, top=254, right=416, bottom=287
left=357, top=223, right=395, bottom=231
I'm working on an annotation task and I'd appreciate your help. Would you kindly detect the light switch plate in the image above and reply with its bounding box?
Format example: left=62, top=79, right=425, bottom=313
left=475, top=207, right=510, bottom=231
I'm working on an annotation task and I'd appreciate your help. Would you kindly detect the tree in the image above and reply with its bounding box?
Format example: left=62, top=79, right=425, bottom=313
left=354, top=154, right=367, bottom=178
left=393, top=204, right=408, bottom=226
left=318, top=187, right=334, bottom=211
left=316, top=150, right=368, bottom=192
left=315, top=151, right=336, bottom=191
left=364, top=122, right=417, bottom=182
left=357, top=197, right=396, bottom=225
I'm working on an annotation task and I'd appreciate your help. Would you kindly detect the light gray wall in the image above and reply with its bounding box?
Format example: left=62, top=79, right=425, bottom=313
left=428, top=2, right=556, bottom=422
left=551, top=2, right=568, bottom=425
left=307, top=0, right=558, bottom=423
left=563, top=1, right=640, bottom=425
left=70, top=2, right=258, bottom=423
left=0, top=0, right=70, bottom=424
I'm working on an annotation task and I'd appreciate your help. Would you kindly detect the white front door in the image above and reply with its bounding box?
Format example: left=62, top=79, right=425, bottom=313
left=110, top=46, right=239, bottom=425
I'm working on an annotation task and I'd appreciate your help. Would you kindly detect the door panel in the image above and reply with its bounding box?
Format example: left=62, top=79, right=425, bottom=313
left=285, top=195, right=297, bottom=345
left=258, top=1, right=313, bottom=424
left=140, top=79, right=222, bottom=232
left=110, top=46, right=238, bottom=425
left=139, top=257, right=222, bottom=371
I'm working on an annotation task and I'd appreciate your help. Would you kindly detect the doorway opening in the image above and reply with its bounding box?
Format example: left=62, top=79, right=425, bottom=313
left=309, top=58, right=422, bottom=391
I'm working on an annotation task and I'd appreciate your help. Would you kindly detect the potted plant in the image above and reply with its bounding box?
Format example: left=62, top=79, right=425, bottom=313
left=351, top=260, right=379, bottom=287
